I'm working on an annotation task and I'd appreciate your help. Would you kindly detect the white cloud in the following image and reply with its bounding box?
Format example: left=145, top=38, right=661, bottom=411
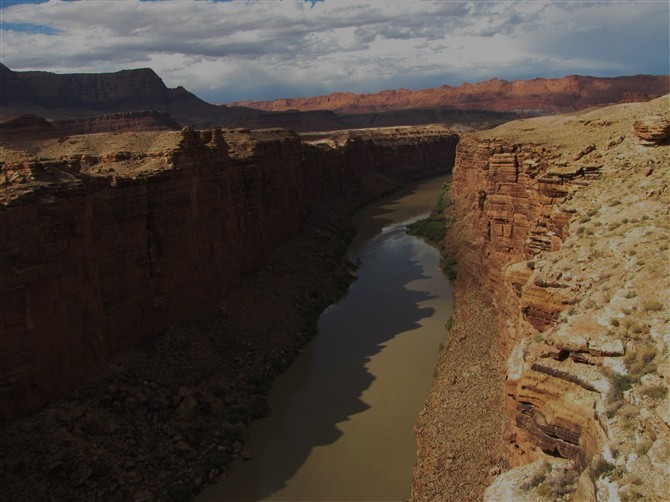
left=1, top=0, right=668, bottom=101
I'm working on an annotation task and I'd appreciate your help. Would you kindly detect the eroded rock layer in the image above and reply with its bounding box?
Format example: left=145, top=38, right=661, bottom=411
left=232, top=75, right=669, bottom=115
left=413, top=96, right=669, bottom=501
left=0, top=125, right=458, bottom=421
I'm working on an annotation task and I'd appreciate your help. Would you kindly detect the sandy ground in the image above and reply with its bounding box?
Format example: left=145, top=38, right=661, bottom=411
left=412, top=283, right=507, bottom=501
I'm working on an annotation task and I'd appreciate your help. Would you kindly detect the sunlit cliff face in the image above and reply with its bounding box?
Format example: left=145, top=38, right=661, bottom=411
left=416, top=96, right=669, bottom=502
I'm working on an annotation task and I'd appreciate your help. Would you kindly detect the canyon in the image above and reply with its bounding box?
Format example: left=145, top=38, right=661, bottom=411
left=0, top=124, right=458, bottom=500
left=413, top=96, right=669, bottom=501
left=1, top=62, right=668, bottom=501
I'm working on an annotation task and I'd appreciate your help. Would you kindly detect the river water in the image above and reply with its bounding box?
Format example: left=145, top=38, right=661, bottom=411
left=197, top=175, right=453, bottom=502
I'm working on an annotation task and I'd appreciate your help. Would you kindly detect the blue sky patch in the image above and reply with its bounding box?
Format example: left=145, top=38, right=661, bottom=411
left=1, top=21, right=59, bottom=34
left=1, top=0, right=49, bottom=7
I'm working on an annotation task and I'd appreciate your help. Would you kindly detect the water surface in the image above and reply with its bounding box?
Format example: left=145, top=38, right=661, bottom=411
left=198, top=176, right=453, bottom=501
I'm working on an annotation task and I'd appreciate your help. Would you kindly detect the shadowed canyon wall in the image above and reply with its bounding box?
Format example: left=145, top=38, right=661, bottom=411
left=0, top=126, right=458, bottom=421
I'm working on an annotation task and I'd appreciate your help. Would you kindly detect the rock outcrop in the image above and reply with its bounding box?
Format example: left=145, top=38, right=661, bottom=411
left=633, top=115, right=670, bottom=145
left=0, top=125, right=458, bottom=421
left=0, top=111, right=180, bottom=141
left=232, top=75, right=670, bottom=115
left=413, top=96, right=669, bottom=501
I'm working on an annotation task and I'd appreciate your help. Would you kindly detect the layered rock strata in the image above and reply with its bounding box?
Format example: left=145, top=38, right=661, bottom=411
left=414, top=97, right=669, bottom=501
left=232, top=75, right=670, bottom=115
left=0, top=125, right=458, bottom=500
left=0, top=125, right=458, bottom=421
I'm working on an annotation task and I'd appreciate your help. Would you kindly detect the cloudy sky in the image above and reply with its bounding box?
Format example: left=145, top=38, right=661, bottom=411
left=1, top=0, right=668, bottom=102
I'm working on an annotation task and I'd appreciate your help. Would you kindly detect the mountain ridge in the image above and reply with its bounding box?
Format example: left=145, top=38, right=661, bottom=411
left=229, top=74, right=670, bottom=115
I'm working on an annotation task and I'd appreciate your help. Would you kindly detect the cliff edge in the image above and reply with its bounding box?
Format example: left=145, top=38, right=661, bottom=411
left=413, top=96, right=669, bottom=501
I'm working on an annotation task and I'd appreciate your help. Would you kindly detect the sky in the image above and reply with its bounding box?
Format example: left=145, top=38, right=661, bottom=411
left=1, top=0, right=669, bottom=103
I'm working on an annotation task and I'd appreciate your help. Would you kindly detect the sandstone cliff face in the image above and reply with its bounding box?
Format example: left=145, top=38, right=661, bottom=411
left=232, top=75, right=670, bottom=115
left=416, top=97, right=669, bottom=501
left=0, top=125, right=458, bottom=421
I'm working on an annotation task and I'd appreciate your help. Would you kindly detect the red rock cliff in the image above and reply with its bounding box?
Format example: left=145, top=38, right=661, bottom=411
left=232, top=75, right=670, bottom=115
left=0, top=126, right=458, bottom=420
left=416, top=97, right=669, bottom=501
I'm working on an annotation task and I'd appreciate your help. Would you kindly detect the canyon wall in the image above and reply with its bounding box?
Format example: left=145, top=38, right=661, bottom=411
left=0, top=126, right=458, bottom=421
left=231, top=75, right=670, bottom=115
left=414, top=97, right=669, bottom=501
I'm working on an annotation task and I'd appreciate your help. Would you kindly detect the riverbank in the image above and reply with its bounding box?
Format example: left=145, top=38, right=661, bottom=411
left=199, top=175, right=453, bottom=501
left=412, top=279, right=506, bottom=501
left=0, top=171, right=455, bottom=502
left=0, top=202, right=355, bottom=502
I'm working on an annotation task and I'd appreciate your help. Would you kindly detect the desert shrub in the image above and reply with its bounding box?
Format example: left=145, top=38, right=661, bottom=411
left=635, top=438, right=653, bottom=455
left=589, top=455, right=616, bottom=480
left=622, top=317, right=645, bottom=336
left=407, top=182, right=451, bottom=246
left=625, top=290, right=638, bottom=299
left=440, top=257, right=457, bottom=282
left=620, top=489, right=645, bottom=502
left=641, top=384, right=667, bottom=400
left=444, top=315, right=454, bottom=332
left=407, top=218, right=446, bottom=244
left=521, top=461, right=551, bottom=490
left=602, top=366, right=634, bottom=403
left=535, top=466, right=579, bottom=499
left=643, top=300, right=665, bottom=312
left=627, top=345, right=658, bottom=380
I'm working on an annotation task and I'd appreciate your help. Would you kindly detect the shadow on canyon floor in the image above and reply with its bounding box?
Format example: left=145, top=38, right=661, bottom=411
left=199, top=185, right=448, bottom=501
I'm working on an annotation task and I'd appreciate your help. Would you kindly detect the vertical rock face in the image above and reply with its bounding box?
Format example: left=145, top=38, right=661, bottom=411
left=0, top=126, right=458, bottom=420
left=448, top=137, right=593, bottom=354
left=423, top=96, right=669, bottom=501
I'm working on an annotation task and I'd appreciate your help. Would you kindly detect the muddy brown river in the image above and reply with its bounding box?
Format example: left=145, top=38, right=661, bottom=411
left=197, top=175, right=454, bottom=501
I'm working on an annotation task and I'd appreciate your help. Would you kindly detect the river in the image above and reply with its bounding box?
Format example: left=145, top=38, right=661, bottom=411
left=197, top=175, right=454, bottom=501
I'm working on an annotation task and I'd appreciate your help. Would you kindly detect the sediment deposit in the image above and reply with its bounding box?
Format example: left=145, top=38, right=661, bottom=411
left=413, top=96, right=669, bottom=501
left=0, top=125, right=457, bottom=500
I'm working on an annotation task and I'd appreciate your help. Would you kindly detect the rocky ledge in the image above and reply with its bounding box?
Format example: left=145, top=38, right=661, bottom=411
left=413, top=96, right=669, bottom=501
